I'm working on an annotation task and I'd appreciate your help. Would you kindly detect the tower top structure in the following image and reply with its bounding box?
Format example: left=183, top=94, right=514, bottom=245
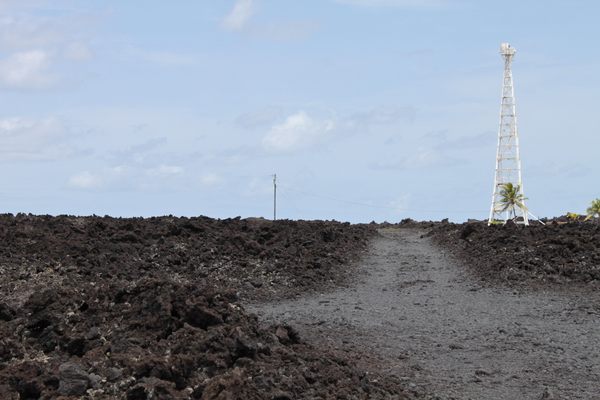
left=500, top=42, right=516, bottom=57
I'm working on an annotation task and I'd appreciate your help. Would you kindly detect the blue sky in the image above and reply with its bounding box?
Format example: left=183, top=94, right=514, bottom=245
left=0, top=0, right=598, bottom=222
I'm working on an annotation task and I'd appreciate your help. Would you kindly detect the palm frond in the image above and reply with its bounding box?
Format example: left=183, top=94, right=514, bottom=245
left=497, top=183, right=527, bottom=219
left=587, top=199, right=600, bottom=220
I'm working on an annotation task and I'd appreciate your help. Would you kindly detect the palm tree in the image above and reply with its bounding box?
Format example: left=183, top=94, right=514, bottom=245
left=498, top=183, right=528, bottom=221
left=587, top=199, right=600, bottom=223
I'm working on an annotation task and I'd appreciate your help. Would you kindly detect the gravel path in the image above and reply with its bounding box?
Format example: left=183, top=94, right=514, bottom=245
left=248, top=228, right=600, bottom=399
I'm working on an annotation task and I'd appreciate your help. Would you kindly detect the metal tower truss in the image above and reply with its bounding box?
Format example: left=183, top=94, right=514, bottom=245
left=488, top=43, right=529, bottom=226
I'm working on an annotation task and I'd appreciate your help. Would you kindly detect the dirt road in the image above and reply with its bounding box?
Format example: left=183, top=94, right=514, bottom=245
left=249, top=228, right=600, bottom=399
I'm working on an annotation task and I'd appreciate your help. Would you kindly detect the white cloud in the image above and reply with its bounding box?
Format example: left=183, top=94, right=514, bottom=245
left=0, top=116, right=64, bottom=142
left=262, top=111, right=335, bottom=153
left=0, top=117, right=37, bottom=135
left=221, top=0, right=318, bottom=40
left=0, top=50, right=54, bottom=89
left=147, top=164, right=184, bottom=178
left=68, top=164, right=190, bottom=192
left=67, top=166, right=128, bottom=190
left=67, top=171, right=102, bottom=189
left=334, top=0, right=446, bottom=7
left=0, top=6, right=95, bottom=90
left=0, top=116, right=80, bottom=160
left=257, top=106, right=413, bottom=153
left=199, top=172, right=221, bottom=187
left=222, top=0, right=255, bottom=31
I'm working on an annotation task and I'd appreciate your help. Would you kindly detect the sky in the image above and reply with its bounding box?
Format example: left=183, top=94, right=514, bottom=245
left=0, top=0, right=599, bottom=222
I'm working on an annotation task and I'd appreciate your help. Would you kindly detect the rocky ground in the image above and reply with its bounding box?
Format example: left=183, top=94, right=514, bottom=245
left=0, top=214, right=410, bottom=399
left=0, top=214, right=374, bottom=302
left=2, top=214, right=599, bottom=399
left=428, top=221, right=600, bottom=288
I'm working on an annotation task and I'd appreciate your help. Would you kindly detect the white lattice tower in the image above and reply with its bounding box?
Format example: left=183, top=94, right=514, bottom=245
left=488, top=43, right=529, bottom=225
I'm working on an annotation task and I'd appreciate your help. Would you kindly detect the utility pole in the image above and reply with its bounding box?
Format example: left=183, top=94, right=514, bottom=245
left=273, top=174, right=277, bottom=221
left=488, top=43, right=529, bottom=226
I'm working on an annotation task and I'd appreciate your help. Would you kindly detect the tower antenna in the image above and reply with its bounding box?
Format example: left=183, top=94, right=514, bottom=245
left=488, top=43, right=529, bottom=226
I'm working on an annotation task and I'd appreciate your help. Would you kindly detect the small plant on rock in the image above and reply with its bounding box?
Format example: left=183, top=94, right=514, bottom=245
left=566, top=212, right=581, bottom=222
